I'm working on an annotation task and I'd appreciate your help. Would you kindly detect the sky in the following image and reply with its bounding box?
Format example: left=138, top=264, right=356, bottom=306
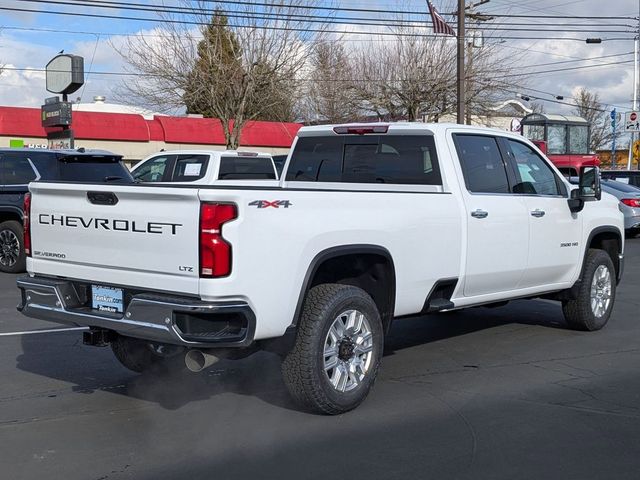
left=0, top=0, right=638, bottom=122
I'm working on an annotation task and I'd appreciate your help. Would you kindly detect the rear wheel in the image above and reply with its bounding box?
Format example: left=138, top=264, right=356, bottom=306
left=562, top=249, right=616, bottom=331
left=0, top=220, right=25, bottom=273
left=111, top=336, right=186, bottom=374
left=282, top=284, right=383, bottom=415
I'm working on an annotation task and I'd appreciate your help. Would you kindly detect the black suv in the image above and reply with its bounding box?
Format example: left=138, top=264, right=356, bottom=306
left=0, top=148, right=133, bottom=273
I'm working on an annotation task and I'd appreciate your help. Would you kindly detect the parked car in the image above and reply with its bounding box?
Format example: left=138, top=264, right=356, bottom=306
left=18, top=123, right=624, bottom=414
left=0, top=148, right=132, bottom=273
left=131, top=150, right=278, bottom=183
left=570, top=177, right=640, bottom=234
left=601, top=170, right=640, bottom=188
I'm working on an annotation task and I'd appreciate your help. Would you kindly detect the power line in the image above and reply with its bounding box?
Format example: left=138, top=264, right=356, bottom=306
left=59, top=0, right=632, bottom=20
left=3, top=54, right=635, bottom=80
left=10, top=0, right=635, bottom=34
left=502, top=59, right=635, bottom=78
left=0, top=4, right=633, bottom=42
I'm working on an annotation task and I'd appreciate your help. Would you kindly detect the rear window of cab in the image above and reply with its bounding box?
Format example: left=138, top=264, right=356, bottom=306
left=285, top=135, right=441, bottom=185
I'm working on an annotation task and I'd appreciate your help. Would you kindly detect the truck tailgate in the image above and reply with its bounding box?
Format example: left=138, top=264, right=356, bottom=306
left=28, top=182, right=201, bottom=295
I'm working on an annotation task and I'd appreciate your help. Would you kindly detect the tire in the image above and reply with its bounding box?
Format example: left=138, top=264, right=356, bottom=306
left=111, top=336, right=186, bottom=374
left=282, top=284, right=384, bottom=415
left=0, top=220, right=26, bottom=273
left=562, top=249, right=616, bottom=331
left=627, top=228, right=640, bottom=238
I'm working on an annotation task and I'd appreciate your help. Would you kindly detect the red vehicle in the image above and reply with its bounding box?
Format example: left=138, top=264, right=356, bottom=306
left=520, top=113, right=600, bottom=176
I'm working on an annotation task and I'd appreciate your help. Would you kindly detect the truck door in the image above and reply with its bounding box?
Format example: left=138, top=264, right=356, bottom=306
left=502, top=138, right=582, bottom=287
left=452, top=134, right=530, bottom=297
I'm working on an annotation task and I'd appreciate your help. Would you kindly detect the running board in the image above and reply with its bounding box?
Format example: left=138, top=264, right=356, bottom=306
left=426, top=298, right=455, bottom=313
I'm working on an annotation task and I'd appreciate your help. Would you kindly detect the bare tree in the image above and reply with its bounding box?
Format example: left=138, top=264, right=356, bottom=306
left=530, top=101, right=545, bottom=114
left=573, top=87, right=613, bottom=152
left=115, top=2, right=324, bottom=149
left=342, top=14, right=523, bottom=123
left=302, top=41, right=362, bottom=123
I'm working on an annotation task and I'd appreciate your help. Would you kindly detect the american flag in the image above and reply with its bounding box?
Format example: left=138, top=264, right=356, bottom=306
left=427, top=1, right=456, bottom=36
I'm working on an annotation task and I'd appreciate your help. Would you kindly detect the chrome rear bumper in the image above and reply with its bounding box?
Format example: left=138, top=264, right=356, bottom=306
left=17, top=276, right=255, bottom=348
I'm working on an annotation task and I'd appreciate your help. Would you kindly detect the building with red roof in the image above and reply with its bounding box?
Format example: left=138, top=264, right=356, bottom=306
left=0, top=97, right=301, bottom=166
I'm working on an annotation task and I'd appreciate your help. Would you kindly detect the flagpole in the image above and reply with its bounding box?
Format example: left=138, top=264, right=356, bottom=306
left=457, top=0, right=466, bottom=124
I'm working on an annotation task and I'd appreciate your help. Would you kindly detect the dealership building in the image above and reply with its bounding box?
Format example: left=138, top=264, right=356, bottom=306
left=0, top=97, right=301, bottom=167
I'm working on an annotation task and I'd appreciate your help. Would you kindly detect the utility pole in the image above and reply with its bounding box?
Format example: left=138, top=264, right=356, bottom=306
left=456, top=0, right=490, bottom=125
left=628, top=3, right=640, bottom=170
left=457, top=0, right=466, bottom=124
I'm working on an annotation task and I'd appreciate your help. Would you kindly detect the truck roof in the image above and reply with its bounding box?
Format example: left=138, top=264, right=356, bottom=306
left=145, top=149, right=272, bottom=158
left=0, top=148, right=120, bottom=157
left=296, top=122, right=514, bottom=137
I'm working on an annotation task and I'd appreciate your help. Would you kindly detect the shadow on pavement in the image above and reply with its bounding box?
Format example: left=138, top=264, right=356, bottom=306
left=15, top=298, right=568, bottom=412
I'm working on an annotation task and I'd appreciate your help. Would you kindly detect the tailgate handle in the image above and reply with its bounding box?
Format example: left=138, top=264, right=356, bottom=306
left=87, top=191, right=119, bottom=206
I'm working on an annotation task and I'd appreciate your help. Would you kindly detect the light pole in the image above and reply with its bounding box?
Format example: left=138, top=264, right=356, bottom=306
left=628, top=23, right=639, bottom=170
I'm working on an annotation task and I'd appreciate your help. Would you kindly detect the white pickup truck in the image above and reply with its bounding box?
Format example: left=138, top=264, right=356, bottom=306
left=17, top=123, right=624, bottom=414
left=130, top=150, right=278, bottom=183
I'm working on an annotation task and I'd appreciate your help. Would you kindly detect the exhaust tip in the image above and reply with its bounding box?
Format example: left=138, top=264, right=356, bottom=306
left=185, top=349, right=219, bottom=372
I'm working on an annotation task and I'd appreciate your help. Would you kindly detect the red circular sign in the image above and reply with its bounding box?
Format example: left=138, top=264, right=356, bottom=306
left=631, top=112, right=638, bottom=121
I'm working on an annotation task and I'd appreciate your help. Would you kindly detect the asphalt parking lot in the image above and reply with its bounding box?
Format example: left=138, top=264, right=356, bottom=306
left=2, top=241, right=640, bottom=480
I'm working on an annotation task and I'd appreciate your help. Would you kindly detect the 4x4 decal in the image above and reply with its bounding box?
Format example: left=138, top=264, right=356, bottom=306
left=248, top=200, right=293, bottom=209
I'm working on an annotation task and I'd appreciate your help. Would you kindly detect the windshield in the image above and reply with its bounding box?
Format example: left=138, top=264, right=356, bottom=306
left=569, top=125, right=589, bottom=154
left=522, top=124, right=544, bottom=142
left=547, top=125, right=567, bottom=154
left=602, top=179, right=640, bottom=193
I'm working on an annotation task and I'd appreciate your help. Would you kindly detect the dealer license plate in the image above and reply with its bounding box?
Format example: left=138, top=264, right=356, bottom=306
left=91, top=285, right=124, bottom=314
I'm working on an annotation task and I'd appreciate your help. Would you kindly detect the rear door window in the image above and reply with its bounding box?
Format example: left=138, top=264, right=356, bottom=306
left=286, top=135, right=441, bottom=185
left=171, top=154, right=209, bottom=182
left=218, top=156, right=276, bottom=180
left=453, top=134, right=510, bottom=194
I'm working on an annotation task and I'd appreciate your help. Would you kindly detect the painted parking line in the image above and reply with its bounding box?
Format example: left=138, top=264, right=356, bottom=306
left=0, top=327, right=87, bottom=337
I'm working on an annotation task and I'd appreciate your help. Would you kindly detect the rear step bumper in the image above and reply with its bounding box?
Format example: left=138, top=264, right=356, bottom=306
left=16, top=276, right=255, bottom=348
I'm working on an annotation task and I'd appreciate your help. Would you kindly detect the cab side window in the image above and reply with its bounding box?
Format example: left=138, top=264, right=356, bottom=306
left=133, top=155, right=172, bottom=182
left=453, top=134, right=510, bottom=194
left=171, top=154, right=209, bottom=182
left=506, top=139, right=561, bottom=196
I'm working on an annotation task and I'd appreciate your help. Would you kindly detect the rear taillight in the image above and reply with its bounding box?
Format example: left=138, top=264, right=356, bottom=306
left=621, top=198, right=640, bottom=208
left=199, top=203, right=237, bottom=278
left=23, top=193, right=31, bottom=257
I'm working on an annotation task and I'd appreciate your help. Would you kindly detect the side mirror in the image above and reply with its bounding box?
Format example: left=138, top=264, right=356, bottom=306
left=568, top=166, right=601, bottom=213
left=578, top=165, right=601, bottom=201
left=568, top=188, right=585, bottom=213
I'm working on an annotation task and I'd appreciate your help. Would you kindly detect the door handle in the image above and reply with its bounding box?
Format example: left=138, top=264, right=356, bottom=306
left=531, top=209, right=545, bottom=218
left=471, top=209, right=488, bottom=219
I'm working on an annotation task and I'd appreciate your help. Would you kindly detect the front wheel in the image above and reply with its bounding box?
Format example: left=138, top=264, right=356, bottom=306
left=562, top=249, right=616, bottom=331
left=282, top=284, right=384, bottom=415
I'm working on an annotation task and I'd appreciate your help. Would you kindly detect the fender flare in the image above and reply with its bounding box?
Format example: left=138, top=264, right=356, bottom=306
left=580, top=225, right=623, bottom=285
left=0, top=206, right=24, bottom=222
left=290, top=244, right=396, bottom=327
